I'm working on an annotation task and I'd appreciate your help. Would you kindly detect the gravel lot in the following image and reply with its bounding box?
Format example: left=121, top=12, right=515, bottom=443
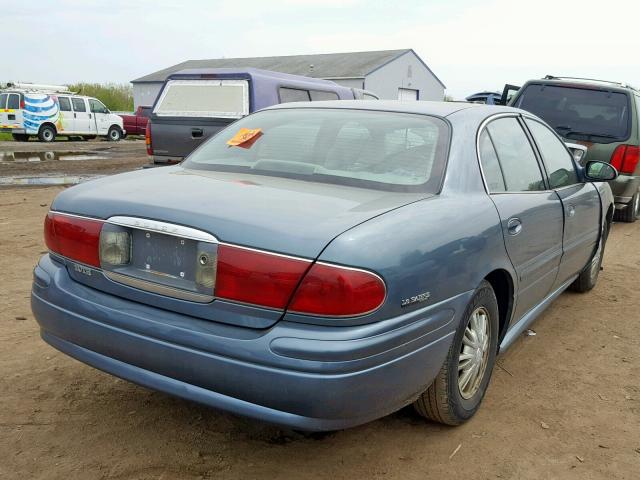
left=0, top=146, right=639, bottom=479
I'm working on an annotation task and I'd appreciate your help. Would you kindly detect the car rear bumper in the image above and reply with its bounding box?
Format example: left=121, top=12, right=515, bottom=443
left=31, top=255, right=464, bottom=431
left=611, top=174, right=640, bottom=206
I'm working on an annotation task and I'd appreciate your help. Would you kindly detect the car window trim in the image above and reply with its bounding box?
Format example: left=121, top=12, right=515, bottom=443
left=476, top=113, right=552, bottom=195
left=521, top=114, right=582, bottom=190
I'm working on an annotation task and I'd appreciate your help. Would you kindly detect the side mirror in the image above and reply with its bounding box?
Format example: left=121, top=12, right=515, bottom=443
left=585, top=160, right=618, bottom=181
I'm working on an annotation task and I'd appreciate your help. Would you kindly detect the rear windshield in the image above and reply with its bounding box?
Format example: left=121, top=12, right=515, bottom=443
left=153, top=79, right=249, bottom=118
left=184, top=108, right=450, bottom=192
left=514, top=84, right=631, bottom=143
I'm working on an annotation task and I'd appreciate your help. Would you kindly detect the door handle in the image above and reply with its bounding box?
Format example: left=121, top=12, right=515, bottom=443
left=191, top=128, right=204, bottom=138
left=89, top=113, right=92, bottom=119
left=507, top=218, right=522, bottom=236
left=74, top=113, right=77, bottom=118
left=566, top=204, right=576, bottom=217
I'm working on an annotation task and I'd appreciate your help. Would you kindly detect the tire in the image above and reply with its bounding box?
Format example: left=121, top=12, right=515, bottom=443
left=38, top=125, right=56, bottom=143
left=614, top=191, right=639, bottom=223
left=11, top=133, right=29, bottom=142
left=107, top=126, right=122, bottom=142
left=569, top=221, right=608, bottom=293
left=414, top=280, right=499, bottom=425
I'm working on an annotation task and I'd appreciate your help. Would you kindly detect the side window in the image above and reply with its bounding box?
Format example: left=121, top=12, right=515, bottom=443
left=478, top=130, right=506, bottom=192
left=58, top=97, right=72, bottom=112
left=309, top=90, right=339, bottom=101
left=71, top=98, right=86, bottom=112
left=7, top=94, right=20, bottom=109
left=279, top=88, right=310, bottom=103
left=89, top=99, right=108, bottom=113
left=525, top=119, right=579, bottom=188
left=0, top=93, right=8, bottom=109
left=486, top=117, right=545, bottom=192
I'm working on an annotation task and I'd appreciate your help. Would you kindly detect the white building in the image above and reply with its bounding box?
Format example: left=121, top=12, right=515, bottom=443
left=131, top=49, right=446, bottom=108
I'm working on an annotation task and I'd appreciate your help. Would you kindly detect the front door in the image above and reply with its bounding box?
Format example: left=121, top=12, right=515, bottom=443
left=71, top=97, right=95, bottom=134
left=89, top=99, right=111, bottom=134
left=524, top=118, right=601, bottom=286
left=478, top=117, right=564, bottom=322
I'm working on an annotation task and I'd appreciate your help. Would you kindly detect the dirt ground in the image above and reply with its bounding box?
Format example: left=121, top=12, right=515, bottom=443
left=0, top=139, right=148, bottom=178
left=0, top=184, right=639, bottom=480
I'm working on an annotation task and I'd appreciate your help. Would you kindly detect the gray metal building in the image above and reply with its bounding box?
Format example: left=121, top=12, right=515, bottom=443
left=131, top=49, right=445, bottom=108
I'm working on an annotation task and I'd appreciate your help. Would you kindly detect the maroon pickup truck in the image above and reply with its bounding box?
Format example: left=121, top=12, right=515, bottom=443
left=119, top=106, right=151, bottom=136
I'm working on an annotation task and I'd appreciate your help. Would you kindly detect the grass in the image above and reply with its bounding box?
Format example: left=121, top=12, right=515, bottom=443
left=0, top=132, right=13, bottom=141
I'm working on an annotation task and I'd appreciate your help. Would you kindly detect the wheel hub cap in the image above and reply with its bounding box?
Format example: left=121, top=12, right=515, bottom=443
left=458, top=306, right=490, bottom=399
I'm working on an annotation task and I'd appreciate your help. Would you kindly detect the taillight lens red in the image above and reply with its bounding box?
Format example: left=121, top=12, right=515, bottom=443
left=288, top=263, right=386, bottom=316
left=214, top=245, right=310, bottom=309
left=214, top=245, right=386, bottom=316
left=610, top=145, right=640, bottom=174
left=145, top=123, right=153, bottom=155
left=44, top=212, right=104, bottom=267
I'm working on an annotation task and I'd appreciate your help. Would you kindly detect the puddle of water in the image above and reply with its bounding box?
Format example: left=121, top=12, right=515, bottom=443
left=0, top=175, right=103, bottom=186
left=0, top=151, right=109, bottom=163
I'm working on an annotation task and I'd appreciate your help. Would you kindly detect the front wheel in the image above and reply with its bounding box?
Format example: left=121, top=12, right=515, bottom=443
left=414, top=280, right=499, bottom=425
left=107, top=126, right=122, bottom=142
left=11, top=133, right=29, bottom=142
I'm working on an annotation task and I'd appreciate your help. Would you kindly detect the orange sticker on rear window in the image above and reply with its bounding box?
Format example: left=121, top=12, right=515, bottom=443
left=227, top=128, right=263, bottom=148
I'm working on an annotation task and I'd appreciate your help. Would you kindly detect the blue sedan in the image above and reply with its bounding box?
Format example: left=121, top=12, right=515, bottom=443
left=31, top=101, right=617, bottom=431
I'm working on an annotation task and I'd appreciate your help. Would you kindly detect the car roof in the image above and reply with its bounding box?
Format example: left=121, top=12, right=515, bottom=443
left=263, top=100, right=523, bottom=118
left=168, top=67, right=344, bottom=88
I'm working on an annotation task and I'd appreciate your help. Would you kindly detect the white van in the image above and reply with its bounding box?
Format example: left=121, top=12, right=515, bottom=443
left=0, top=83, right=125, bottom=142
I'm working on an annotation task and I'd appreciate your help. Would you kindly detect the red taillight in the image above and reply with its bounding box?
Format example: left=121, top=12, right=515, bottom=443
left=145, top=123, right=153, bottom=155
left=288, top=263, right=386, bottom=317
left=214, top=245, right=310, bottom=309
left=610, top=145, right=640, bottom=174
left=44, top=212, right=104, bottom=267
left=214, top=245, right=386, bottom=316
left=20, top=100, right=25, bottom=109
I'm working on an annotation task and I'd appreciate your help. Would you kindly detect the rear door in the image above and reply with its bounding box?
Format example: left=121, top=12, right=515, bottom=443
left=151, top=79, right=249, bottom=159
left=6, top=93, right=22, bottom=129
left=524, top=117, right=601, bottom=286
left=478, top=116, right=564, bottom=322
left=0, top=93, right=7, bottom=128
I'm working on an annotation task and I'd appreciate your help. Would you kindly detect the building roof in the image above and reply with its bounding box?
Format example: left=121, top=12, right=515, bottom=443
left=132, top=49, right=445, bottom=88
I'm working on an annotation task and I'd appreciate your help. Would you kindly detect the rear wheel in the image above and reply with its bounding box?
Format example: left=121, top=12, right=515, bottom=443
left=38, top=125, right=56, bottom=143
left=11, top=133, right=29, bottom=142
left=614, top=191, right=639, bottom=223
left=570, top=221, right=608, bottom=293
left=413, top=280, right=499, bottom=425
left=107, top=126, right=122, bottom=142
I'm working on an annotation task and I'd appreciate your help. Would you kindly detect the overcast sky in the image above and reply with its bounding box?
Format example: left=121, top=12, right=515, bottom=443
left=4, top=0, right=640, bottom=99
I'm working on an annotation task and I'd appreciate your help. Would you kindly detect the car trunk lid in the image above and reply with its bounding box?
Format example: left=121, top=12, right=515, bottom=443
left=50, top=166, right=428, bottom=325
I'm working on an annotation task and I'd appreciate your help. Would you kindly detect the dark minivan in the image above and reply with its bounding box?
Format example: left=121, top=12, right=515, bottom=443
left=146, top=68, right=363, bottom=164
left=510, top=76, right=640, bottom=222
